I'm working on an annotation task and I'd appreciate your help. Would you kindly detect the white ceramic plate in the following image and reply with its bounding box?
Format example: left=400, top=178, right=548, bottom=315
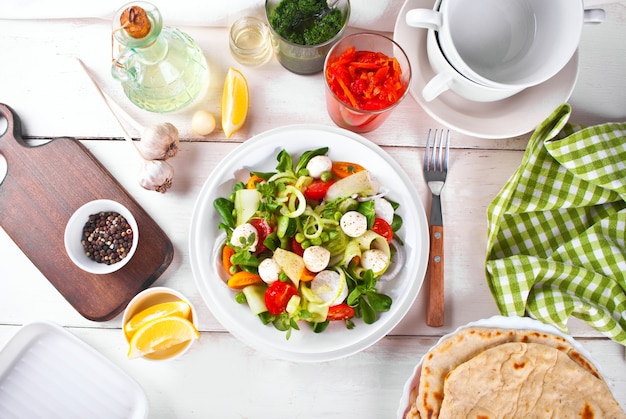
left=394, top=0, right=579, bottom=139
left=0, top=321, right=148, bottom=418
left=397, top=315, right=607, bottom=418
left=189, top=125, right=429, bottom=362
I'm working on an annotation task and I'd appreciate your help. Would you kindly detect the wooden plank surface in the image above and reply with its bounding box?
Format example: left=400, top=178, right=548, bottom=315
left=1, top=2, right=625, bottom=416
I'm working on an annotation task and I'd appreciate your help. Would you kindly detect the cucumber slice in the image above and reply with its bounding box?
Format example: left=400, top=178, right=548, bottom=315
left=235, top=189, right=261, bottom=226
left=242, top=284, right=268, bottom=315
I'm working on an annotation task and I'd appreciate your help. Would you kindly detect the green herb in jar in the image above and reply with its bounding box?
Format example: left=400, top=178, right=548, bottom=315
left=270, top=0, right=345, bottom=45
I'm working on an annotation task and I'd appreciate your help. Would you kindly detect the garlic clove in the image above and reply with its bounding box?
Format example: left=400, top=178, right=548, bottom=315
left=138, top=123, right=180, bottom=160
left=139, top=159, right=174, bottom=193
left=191, top=110, right=216, bottom=135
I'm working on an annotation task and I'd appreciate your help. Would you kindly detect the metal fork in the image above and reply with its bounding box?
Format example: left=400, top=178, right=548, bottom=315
left=423, top=129, right=450, bottom=327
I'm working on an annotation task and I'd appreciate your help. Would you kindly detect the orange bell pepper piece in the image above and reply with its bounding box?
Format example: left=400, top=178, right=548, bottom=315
left=331, top=161, right=365, bottom=178
left=246, top=174, right=264, bottom=189
left=227, top=271, right=264, bottom=289
left=300, top=269, right=317, bottom=283
left=222, top=245, right=235, bottom=275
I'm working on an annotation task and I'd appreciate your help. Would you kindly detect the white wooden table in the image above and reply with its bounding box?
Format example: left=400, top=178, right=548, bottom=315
left=1, top=2, right=625, bottom=417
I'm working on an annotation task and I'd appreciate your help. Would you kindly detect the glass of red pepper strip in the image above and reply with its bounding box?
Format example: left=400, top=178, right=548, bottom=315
left=323, top=32, right=412, bottom=133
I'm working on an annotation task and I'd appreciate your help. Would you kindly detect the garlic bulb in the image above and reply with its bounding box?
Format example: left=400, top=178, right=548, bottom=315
left=139, top=159, right=174, bottom=193
left=138, top=123, right=180, bottom=161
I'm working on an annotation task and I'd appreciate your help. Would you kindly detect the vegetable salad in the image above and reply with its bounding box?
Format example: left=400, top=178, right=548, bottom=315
left=214, top=147, right=403, bottom=338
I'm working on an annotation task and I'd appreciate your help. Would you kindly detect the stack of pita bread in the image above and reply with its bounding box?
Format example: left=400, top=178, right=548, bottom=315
left=403, top=325, right=625, bottom=418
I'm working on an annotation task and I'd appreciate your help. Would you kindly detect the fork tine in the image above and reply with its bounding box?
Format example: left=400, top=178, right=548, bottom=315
left=442, top=129, right=450, bottom=172
left=433, top=129, right=441, bottom=171
left=424, top=129, right=433, bottom=172
left=433, top=129, right=443, bottom=172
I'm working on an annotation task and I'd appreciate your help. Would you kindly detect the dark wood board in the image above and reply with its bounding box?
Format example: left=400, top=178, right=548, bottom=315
left=0, top=103, right=173, bottom=321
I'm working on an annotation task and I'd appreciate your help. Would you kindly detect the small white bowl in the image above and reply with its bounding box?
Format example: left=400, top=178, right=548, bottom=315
left=122, top=287, right=199, bottom=361
left=64, top=199, right=139, bottom=275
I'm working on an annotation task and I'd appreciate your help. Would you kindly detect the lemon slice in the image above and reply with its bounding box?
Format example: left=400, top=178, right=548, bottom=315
left=124, top=300, right=191, bottom=339
left=127, top=315, right=199, bottom=359
left=221, top=67, right=249, bottom=138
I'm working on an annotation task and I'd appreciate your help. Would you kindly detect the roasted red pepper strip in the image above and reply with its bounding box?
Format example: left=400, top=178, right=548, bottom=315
left=326, top=47, right=406, bottom=111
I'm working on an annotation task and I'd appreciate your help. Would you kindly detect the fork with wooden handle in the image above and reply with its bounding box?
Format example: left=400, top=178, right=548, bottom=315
left=423, top=129, right=450, bottom=327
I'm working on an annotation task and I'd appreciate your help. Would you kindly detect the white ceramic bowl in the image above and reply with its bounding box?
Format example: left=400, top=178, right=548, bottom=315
left=422, top=28, right=523, bottom=102
left=64, top=199, right=139, bottom=275
left=406, top=0, right=604, bottom=89
left=393, top=0, right=580, bottom=139
left=189, top=125, right=428, bottom=362
left=122, top=286, right=199, bottom=361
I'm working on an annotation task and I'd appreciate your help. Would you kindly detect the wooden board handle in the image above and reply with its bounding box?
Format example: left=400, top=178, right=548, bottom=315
left=426, top=225, right=444, bottom=327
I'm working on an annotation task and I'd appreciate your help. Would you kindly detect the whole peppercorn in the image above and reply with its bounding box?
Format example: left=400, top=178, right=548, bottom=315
left=81, top=211, right=134, bottom=265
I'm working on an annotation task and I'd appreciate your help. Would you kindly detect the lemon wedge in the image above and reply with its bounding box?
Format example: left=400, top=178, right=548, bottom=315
left=124, top=300, right=192, bottom=339
left=127, top=315, right=199, bottom=359
left=221, top=67, right=249, bottom=138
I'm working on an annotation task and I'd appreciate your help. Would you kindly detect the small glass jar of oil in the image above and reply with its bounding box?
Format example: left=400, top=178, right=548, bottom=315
left=229, top=17, right=273, bottom=66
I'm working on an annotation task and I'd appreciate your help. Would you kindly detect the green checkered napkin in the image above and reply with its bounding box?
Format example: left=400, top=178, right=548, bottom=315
left=486, top=103, right=626, bottom=346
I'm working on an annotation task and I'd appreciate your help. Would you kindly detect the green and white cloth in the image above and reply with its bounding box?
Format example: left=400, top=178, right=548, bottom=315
left=486, top=103, right=626, bottom=346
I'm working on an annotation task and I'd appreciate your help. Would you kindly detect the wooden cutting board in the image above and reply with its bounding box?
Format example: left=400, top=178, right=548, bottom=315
left=0, top=103, right=174, bottom=321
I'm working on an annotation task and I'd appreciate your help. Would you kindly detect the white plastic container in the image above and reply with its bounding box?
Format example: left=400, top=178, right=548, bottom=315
left=0, top=321, right=148, bottom=419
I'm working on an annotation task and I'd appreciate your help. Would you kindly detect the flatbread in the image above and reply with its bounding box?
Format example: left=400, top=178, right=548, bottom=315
left=404, top=327, right=609, bottom=419
left=439, top=342, right=625, bottom=418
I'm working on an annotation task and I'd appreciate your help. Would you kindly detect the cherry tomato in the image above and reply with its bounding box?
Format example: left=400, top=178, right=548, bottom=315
left=327, top=303, right=355, bottom=321
left=304, top=179, right=335, bottom=201
left=248, top=218, right=272, bottom=254
left=331, top=161, right=365, bottom=179
left=290, top=237, right=304, bottom=257
left=265, top=281, right=299, bottom=316
left=371, top=218, right=393, bottom=243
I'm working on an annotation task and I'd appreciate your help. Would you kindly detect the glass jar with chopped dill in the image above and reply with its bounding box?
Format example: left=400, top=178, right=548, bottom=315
left=265, top=0, right=350, bottom=74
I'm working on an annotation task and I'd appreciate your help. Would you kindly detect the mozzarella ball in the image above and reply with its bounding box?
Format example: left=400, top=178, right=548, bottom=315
left=258, top=258, right=281, bottom=283
left=360, top=249, right=390, bottom=274
left=191, top=110, right=216, bottom=135
left=306, top=155, right=332, bottom=178
left=374, top=198, right=394, bottom=225
left=340, top=211, right=367, bottom=238
left=229, top=223, right=258, bottom=252
left=303, top=245, right=331, bottom=273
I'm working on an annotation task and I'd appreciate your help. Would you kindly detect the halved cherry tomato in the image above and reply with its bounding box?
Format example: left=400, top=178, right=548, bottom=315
left=371, top=218, right=393, bottom=243
left=304, top=179, right=335, bottom=201
left=327, top=303, right=355, bottom=321
left=331, top=161, right=365, bottom=179
left=227, top=271, right=263, bottom=289
left=265, top=281, right=299, bottom=316
left=290, top=237, right=304, bottom=257
left=248, top=218, right=272, bottom=254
